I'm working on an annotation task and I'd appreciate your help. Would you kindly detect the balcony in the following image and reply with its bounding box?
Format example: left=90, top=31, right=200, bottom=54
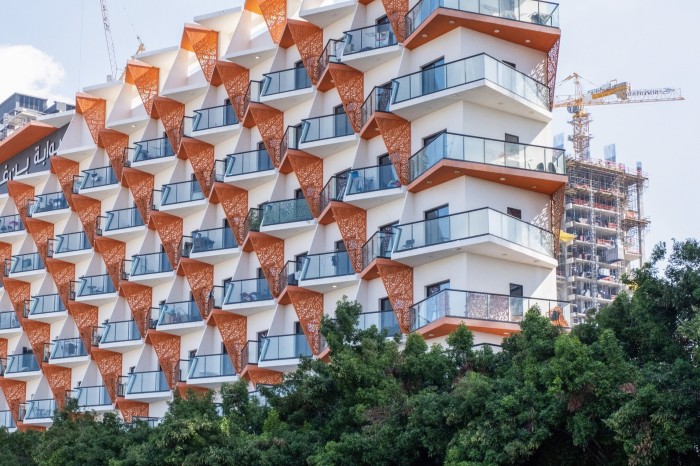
left=6, top=252, right=44, bottom=280
left=408, top=132, right=566, bottom=194
left=240, top=340, right=260, bottom=371
left=22, top=399, right=57, bottom=425
left=26, top=294, right=66, bottom=322
left=242, top=208, right=263, bottom=242
left=0, top=410, right=16, bottom=431
left=70, top=385, right=112, bottom=410
left=280, top=125, right=302, bottom=169
left=48, top=231, right=92, bottom=262
left=319, top=175, right=348, bottom=222
left=259, top=67, right=313, bottom=110
left=299, top=251, right=357, bottom=292
left=0, top=311, right=21, bottom=336
left=71, top=274, right=117, bottom=304
left=190, top=104, right=240, bottom=144
left=127, top=252, right=174, bottom=284
left=392, top=207, right=556, bottom=267
left=260, top=198, right=314, bottom=238
left=99, top=320, right=142, bottom=351
left=299, top=113, right=357, bottom=157
left=259, top=334, right=313, bottom=370
left=344, top=164, right=403, bottom=208
left=4, top=353, right=41, bottom=379
left=360, top=230, right=395, bottom=278
left=47, top=337, right=89, bottom=367
left=222, top=278, right=275, bottom=315
left=124, top=371, right=171, bottom=402
left=340, top=23, right=400, bottom=72
left=404, top=0, right=560, bottom=51
left=186, top=227, right=239, bottom=264
left=127, top=137, right=176, bottom=173
left=278, top=260, right=302, bottom=298
left=156, top=300, right=204, bottom=335
left=73, top=166, right=119, bottom=199
left=28, top=192, right=69, bottom=221
left=187, top=354, right=236, bottom=386
left=0, top=214, right=24, bottom=242
left=359, top=85, right=392, bottom=139
left=409, top=288, right=570, bottom=337
left=357, top=310, right=402, bottom=337
left=98, top=207, right=146, bottom=240
left=217, top=148, right=275, bottom=189
left=155, top=180, right=206, bottom=216
left=317, top=38, right=344, bottom=91
left=390, top=53, right=551, bottom=121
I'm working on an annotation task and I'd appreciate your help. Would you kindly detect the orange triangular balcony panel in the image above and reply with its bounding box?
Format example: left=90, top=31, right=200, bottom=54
left=93, top=237, right=126, bottom=290
left=381, top=0, right=409, bottom=43
left=377, top=262, right=413, bottom=333
left=45, top=259, right=75, bottom=309
left=328, top=64, right=364, bottom=132
left=120, top=282, right=152, bottom=337
left=69, top=303, right=98, bottom=354
left=152, top=97, right=185, bottom=153
left=43, top=365, right=72, bottom=409
left=125, top=60, right=160, bottom=118
left=0, top=339, right=7, bottom=359
left=376, top=114, right=411, bottom=185
left=286, top=19, right=323, bottom=84
left=117, top=400, right=149, bottom=423
left=287, top=289, right=324, bottom=354
left=0, top=379, right=26, bottom=423
left=24, top=218, right=53, bottom=262
left=75, top=92, right=107, bottom=144
left=182, top=24, right=219, bottom=84
left=179, top=260, right=213, bottom=320
left=149, top=212, right=183, bottom=268
left=249, top=234, right=284, bottom=297
left=92, top=349, right=122, bottom=402
left=7, top=180, right=34, bottom=222
left=331, top=204, right=367, bottom=273
left=249, top=104, right=284, bottom=167
left=97, top=129, right=129, bottom=180
left=2, top=279, right=30, bottom=321
left=215, top=61, right=250, bottom=122
left=287, top=152, right=323, bottom=217
left=211, top=311, right=246, bottom=372
left=212, top=184, right=248, bottom=245
left=23, top=320, right=50, bottom=366
left=149, top=333, right=181, bottom=389
left=547, top=39, right=560, bottom=111
left=71, top=195, right=101, bottom=246
left=49, top=156, right=79, bottom=208
left=0, top=241, right=11, bottom=272
left=180, top=138, right=215, bottom=196
left=122, top=168, right=154, bottom=224
left=245, top=367, right=283, bottom=386
left=256, top=0, right=287, bottom=44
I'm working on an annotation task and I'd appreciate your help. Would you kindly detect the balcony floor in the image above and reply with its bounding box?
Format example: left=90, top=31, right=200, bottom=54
left=415, top=316, right=521, bottom=339
left=74, top=291, right=119, bottom=306
left=0, top=229, right=26, bottom=244
left=100, top=225, right=148, bottom=242
left=127, top=271, right=175, bottom=286
left=46, top=355, right=91, bottom=368
left=99, top=339, right=143, bottom=353
left=259, top=87, right=314, bottom=112
left=222, top=169, right=277, bottom=190
left=78, top=184, right=120, bottom=201
left=298, top=273, right=359, bottom=293
left=128, top=156, right=177, bottom=175
left=298, top=133, right=358, bottom=158
left=155, top=320, right=206, bottom=336
left=189, top=247, right=240, bottom=265
left=343, top=187, right=404, bottom=210
left=27, top=311, right=68, bottom=323
left=259, top=219, right=316, bottom=239
left=56, top=143, right=97, bottom=162
left=52, top=249, right=93, bottom=264
left=340, top=45, right=402, bottom=73
left=157, top=198, right=208, bottom=217
left=221, top=299, right=277, bottom=317
left=190, top=123, right=242, bottom=145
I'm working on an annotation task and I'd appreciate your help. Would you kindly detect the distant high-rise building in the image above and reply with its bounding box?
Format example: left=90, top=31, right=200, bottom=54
left=0, top=93, right=74, bottom=141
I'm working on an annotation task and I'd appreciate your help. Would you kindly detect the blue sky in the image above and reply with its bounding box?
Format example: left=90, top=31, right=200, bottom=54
left=0, top=0, right=697, bottom=256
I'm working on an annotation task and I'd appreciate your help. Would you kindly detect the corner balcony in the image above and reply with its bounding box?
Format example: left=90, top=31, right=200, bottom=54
left=299, top=251, right=357, bottom=292
left=0, top=214, right=25, bottom=242
left=390, top=53, right=551, bottom=121
left=357, top=310, right=402, bottom=337
left=98, top=320, right=142, bottom=352
left=260, top=198, right=315, bottom=238
left=298, top=113, right=357, bottom=157
left=20, top=399, right=57, bottom=427
left=5, top=252, right=44, bottom=281
left=97, top=207, right=146, bottom=241
left=358, top=85, right=392, bottom=139
left=69, top=385, right=112, bottom=411
left=28, top=192, right=69, bottom=221
left=184, top=227, right=239, bottom=264
left=391, top=207, right=556, bottom=267
left=344, top=164, right=403, bottom=209
left=215, top=148, right=276, bottom=189
left=188, top=104, right=241, bottom=144
left=222, top=278, right=275, bottom=315
left=360, top=230, right=394, bottom=279
left=258, top=333, right=313, bottom=371
left=70, top=274, right=117, bottom=304
left=0, top=311, right=21, bottom=337
left=408, top=132, right=566, bottom=194
left=340, top=23, right=401, bottom=72
left=25, top=294, right=67, bottom=322
left=46, top=337, right=89, bottom=367
left=404, top=0, right=560, bottom=51
left=4, top=353, right=41, bottom=380
left=186, top=353, right=237, bottom=387
left=125, top=136, right=177, bottom=174
left=259, top=67, right=313, bottom=110
left=154, top=180, right=207, bottom=216
left=409, top=288, right=570, bottom=337
left=0, top=410, right=16, bottom=431
left=125, top=252, right=174, bottom=285
left=318, top=175, right=348, bottom=223
left=156, top=300, right=204, bottom=335
left=47, top=231, right=92, bottom=263
left=72, top=166, right=119, bottom=200
left=123, top=370, right=171, bottom=402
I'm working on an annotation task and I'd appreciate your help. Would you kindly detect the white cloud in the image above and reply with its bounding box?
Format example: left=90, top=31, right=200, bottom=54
left=0, top=45, right=71, bottom=105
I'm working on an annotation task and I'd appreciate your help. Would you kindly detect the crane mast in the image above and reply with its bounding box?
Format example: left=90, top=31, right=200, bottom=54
left=100, top=0, right=119, bottom=81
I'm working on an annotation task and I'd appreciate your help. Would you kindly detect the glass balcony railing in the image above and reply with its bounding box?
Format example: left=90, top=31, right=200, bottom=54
left=261, top=198, right=313, bottom=227
left=300, top=251, right=354, bottom=281
left=101, top=320, right=141, bottom=344
left=48, top=231, right=91, bottom=257
left=279, top=260, right=302, bottom=291
left=160, top=180, right=204, bottom=206
left=243, top=208, right=263, bottom=239
left=261, top=67, right=312, bottom=96
left=319, top=175, right=348, bottom=213
left=345, top=164, right=401, bottom=195
left=0, top=214, right=23, bottom=234
left=409, top=132, right=566, bottom=181
left=188, top=354, right=235, bottom=379
left=343, top=23, right=397, bottom=56
left=24, top=399, right=57, bottom=420
left=318, top=38, right=344, bottom=77
left=190, top=227, right=237, bottom=254
left=157, top=301, right=202, bottom=326
left=360, top=86, right=392, bottom=129
left=49, top=338, right=87, bottom=359
left=29, top=192, right=68, bottom=215
left=73, top=385, right=111, bottom=407
left=260, top=334, right=312, bottom=361
left=223, top=278, right=273, bottom=305
left=79, top=166, right=118, bottom=190
left=393, top=208, right=554, bottom=256
left=9, top=252, right=43, bottom=274
left=28, top=294, right=66, bottom=316
left=241, top=340, right=260, bottom=368
left=409, top=289, right=569, bottom=331
left=357, top=310, right=401, bottom=336
left=193, top=104, right=238, bottom=131
left=126, top=371, right=169, bottom=395
left=0, top=410, right=15, bottom=429
left=130, top=252, right=173, bottom=277
left=75, top=275, right=116, bottom=298
left=224, top=148, right=274, bottom=177
left=132, top=137, right=175, bottom=164
left=101, top=207, right=145, bottom=233
left=300, top=113, right=354, bottom=143
left=0, top=311, right=20, bottom=330
left=6, top=353, right=40, bottom=373
left=361, top=230, right=395, bottom=269
left=241, top=81, right=262, bottom=116
left=391, top=53, right=550, bottom=109
left=281, top=125, right=302, bottom=156
left=405, top=0, right=560, bottom=37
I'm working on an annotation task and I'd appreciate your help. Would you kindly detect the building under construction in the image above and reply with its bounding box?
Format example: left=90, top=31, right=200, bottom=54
left=557, top=153, right=648, bottom=324
left=0, top=93, right=74, bottom=141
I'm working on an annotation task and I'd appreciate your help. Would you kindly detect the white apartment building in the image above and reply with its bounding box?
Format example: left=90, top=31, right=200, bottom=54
left=0, top=0, right=567, bottom=429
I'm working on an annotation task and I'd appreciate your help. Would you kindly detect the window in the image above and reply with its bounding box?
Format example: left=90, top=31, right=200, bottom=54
left=427, top=280, right=450, bottom=297
left=221, top=342, right=228, bottom=354
left=421, top=57, right=445, bottom=95
left=424, top=205, right=449, bottom=245
left=502, top=60, right=516, bottom=69
left=334, top=104, right=351, bottom=136
left=507, top=207, right=522, bottom=219
left=505, top=134, right=519, bottom=144
left=294, top=322, right=304, bottom=334
left=510, top=283, right=524, bottom=318
left=294, top=59, right=308, bottom=89
left=188, top=350, right=197, bottom=360
left=422, top=130, right=446, bottom=169
left=376, top=15, right=389, bottom=24
left=379, top=297, right=392, bottom=311
left=257, top=330, right=268, bottom=357
left=333, top=240, right=349, bottom=275
left=425, top=281, right=450, bottom=323
left=379, top=221, right=398, bottom=256
left=294, top=188, right=305, bottom=199
left=377, top=153, right=395, bottom=187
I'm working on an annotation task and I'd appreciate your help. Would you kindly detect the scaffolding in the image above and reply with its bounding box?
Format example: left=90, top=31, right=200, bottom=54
left=556, top=155, right=649, bottom=323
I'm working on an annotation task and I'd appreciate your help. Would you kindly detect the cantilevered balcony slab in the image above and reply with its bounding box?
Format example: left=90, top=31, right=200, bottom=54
left=187, top=104, right=242, bottom=145
left=6, top=253, right=45, bottom=282
left=185, top=354, right=237, bottom=388
left=14, top=169, right=51, bottom=187
left=259, top=199, right=316, bottom=239
left=160, top=80, right=209, bottom=103
left=98, top=207, right=147, bottom=241
left=126, top=137, right=177, bottom=175
left=72, top=275, right=118, bottom=305
left=155, top=180, right=208, bottom=217
left=186, top=227, right=240, bottom=264
left=300, top=0, right=356, bottom=28
left=257, top=334, right=313, bottom=372
left=28, top=192, right=70, bottom=222
left=48, top=232, right=92, bottom=263
left=0, top=215, right=26, bottom=243
left=20, top=399, right=57, bottom=427
left=342, top=164, right=404, bottom=209
left=155, top=301, right=205, bottom=336
left=56, top=144, right=97, bottom=162
left=339, top=24, right=401, bottom=73
left=3, top=354, right=42, bottom=381
left=125, top=252, right=175, bottom=286
left=298, top=251, right=359, bottom=293
left=47, top=338, right=90, bottom=368
left=106, top=113, right=150, bottom=133
left=74, top=166, right=120, bottom=200
left=215, top=148, right=277, bottom=190
left=224, top=44, right=277, bottom=69
left=98, top=320, right=143, bottom=352
left=123, top=371, right=173, bottom=403
left=298, top=113, right=358, bottom=158
left=221, top=278, right=276, bottom=316
left=0, top=311, right=22, bottom=337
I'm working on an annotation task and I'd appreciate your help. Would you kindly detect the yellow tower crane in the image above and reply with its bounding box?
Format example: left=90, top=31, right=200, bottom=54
left=553, top=73, right=684, bottom=159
